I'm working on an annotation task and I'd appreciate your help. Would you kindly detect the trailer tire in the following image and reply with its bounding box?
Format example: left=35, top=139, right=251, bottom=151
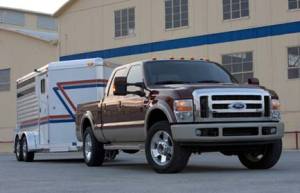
left=238, top=139, right=282, bottom=169
left=15, top=137, right=23, bottom=161
left=145, top=121, right=191, bottom=173
left=83, top=127, right=105, bottom=166
left=21, top=136, right=35, bottom=162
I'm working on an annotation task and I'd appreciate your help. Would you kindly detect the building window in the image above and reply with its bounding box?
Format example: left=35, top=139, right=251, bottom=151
left=114, top=7, right=135, bottom=38
left=0, top=10, right=25, bottom=26
left=165, top=0, right=189, bottom=29
left=223, top=0, right=249, bottom=20
left=222, top=52, right=253, bottom=83
left=289, top=0, right=300, bottom=9
left=37, top=16, right=57, bottom=31
left=0, top=68, right=10, bottom=91
left=288, top=47, right=300, bottom=79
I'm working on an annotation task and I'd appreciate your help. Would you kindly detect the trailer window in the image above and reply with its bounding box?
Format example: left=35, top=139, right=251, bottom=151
left=41, top=79, right=45, bottom=94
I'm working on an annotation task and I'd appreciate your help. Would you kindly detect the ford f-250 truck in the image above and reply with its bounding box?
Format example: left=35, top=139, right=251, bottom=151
left=76, top=59, right=284, bottom=173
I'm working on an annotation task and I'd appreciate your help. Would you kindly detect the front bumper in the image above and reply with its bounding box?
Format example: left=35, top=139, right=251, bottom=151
left=171, top=121, right=284, bottom=142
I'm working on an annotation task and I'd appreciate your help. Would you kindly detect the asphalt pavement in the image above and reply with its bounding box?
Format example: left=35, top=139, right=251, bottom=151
left=0, top=151, right=299, bottom=193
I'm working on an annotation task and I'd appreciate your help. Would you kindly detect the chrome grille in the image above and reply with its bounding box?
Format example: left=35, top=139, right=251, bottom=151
left=210, top=94, right=264, bottom=118
left=193, top=88, right=272, bottom=122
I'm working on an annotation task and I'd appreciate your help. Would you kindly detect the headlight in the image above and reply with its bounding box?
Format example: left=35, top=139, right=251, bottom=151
left=271, top=99, right=281, bottom=120
left=271, top=99, right=280, bottom=110
left=174, top=99, right=194, bottom=122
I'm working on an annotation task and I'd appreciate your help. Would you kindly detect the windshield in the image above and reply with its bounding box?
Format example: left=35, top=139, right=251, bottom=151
left=144, top=60, right=237, bottom=86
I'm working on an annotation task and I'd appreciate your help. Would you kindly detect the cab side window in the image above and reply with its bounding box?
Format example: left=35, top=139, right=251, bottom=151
left=127, top=65, right=143, bottom=93
left=108, top=68, right=127, bottom=96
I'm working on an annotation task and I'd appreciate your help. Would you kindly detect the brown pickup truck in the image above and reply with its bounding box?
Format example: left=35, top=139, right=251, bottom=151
left=76, top=59, right=284, bottom=173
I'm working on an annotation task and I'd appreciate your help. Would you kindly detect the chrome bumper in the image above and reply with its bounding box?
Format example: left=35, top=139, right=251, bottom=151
left=171, top=122, right=284, bottom=142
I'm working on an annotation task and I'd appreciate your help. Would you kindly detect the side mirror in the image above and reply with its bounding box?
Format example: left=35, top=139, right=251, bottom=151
left=113, top=77, right=127, bottom=96
left=248, top=78, right=260, bottom=86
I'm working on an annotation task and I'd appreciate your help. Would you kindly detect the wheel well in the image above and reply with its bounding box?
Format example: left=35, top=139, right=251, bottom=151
left=82, top=118, right=92, bottom=136
left=147, top=109, right=169, bottom=132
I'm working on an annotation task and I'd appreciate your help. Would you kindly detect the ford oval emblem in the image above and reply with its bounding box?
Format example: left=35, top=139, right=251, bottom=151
left=229, top=102, right=246, bottom=110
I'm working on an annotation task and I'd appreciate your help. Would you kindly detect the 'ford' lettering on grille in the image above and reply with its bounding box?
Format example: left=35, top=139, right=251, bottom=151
left=229, top=102, right=246, bottom=110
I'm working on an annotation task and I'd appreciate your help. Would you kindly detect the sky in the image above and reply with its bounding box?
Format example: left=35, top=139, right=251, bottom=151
left=0, top=0, right=69, bottom=15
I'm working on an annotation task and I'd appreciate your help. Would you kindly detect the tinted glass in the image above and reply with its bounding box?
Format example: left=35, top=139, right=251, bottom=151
left=127, top=65, right=143, bottom=92
left=144, top=61, right=236, bottom=86
left=108, top=68, right=127, bottom=96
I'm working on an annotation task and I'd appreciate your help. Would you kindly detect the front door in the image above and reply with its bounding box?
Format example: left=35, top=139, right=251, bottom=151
left=38, top=74, right=49, bottom=145
left=120, top=64, right=147, bottom=141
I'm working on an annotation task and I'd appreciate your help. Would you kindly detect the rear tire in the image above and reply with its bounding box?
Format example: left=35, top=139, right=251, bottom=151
left=238, top=140, right=282, bottom=169
left=83, top=127, right=105, bottom=166
left=145, top=121, right=191, bottom=173
left=15, top=137, right=23, bottom=161
left=21, top=136, right=34, bottom=162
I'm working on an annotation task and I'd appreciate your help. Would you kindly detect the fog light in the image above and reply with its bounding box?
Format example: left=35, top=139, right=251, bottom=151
left=262, top=127, right=277, bottom=135
left=195, top=128, right=218, bottom=137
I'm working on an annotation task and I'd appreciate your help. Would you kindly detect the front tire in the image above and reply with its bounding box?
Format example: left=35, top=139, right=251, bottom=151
left=21, top=136, right=34, bottom=162
left=145, top=121, right=191, bottom=173
left=83, top=127, right=105, bottom=166
left=238, top=140, right=282, bottom=169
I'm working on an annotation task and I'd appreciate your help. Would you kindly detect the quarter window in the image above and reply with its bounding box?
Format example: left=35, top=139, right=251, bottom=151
left=0, top=68, right=10, bottom=91
left=288, top=47, right=300, bottom=79
left=222, top=52, right=253, bottom=83
left=223, top=0, right=249, bottom=20
left=288, top=0, right=300, bottom=9
left=165, top=0, right=189, bottom=29
left=114, top=7, right=135, bottom=38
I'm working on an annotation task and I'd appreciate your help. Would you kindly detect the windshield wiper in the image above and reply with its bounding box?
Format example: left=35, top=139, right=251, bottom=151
left=196, top=80, right=222, bottom=83
left=154, top=80, right=190, bottom=85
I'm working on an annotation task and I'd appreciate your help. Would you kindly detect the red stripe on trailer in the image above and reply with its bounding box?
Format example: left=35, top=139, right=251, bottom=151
left=20, top=115, right=72, bottom=127
left=56, top=79, right=108, bottom=112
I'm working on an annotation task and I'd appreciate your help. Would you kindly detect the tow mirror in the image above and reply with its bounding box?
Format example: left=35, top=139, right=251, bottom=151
left=248, top=78, right=260, bottom=86
left=113, top=77, right=127, bottom=96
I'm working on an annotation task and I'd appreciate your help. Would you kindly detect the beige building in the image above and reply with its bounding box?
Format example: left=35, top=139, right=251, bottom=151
left=56, top=0, right=300, bottom=149
left=0, top=7, right=58, bottom=148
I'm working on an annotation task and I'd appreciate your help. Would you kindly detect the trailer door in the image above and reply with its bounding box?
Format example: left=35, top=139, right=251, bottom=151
left=38, top=74, right=49, bottom=145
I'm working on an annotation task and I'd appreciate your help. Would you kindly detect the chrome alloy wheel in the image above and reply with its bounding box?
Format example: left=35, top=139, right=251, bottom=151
left=150, top=131, right=174, bottom=166
left=245, top=152, right=265, bottom=162
left=84, top=133, right=93, bottom=161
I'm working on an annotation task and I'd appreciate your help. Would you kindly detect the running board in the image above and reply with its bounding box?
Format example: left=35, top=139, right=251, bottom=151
left=104, top=143, right=144, bottom=150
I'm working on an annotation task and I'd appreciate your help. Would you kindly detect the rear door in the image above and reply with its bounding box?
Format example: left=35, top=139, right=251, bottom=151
left=38, top=74, right=49, bottom=145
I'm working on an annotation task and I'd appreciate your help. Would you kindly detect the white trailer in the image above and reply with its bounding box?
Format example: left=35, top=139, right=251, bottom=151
left=14, top=58, right=118, bottom=161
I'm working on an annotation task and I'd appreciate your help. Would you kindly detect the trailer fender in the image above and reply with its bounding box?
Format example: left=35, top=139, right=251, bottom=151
left=20, top=131, right=39, bottom=152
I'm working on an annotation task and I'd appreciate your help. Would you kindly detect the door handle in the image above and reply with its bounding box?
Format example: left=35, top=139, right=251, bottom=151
left=118, top=101, right=122, bottom=108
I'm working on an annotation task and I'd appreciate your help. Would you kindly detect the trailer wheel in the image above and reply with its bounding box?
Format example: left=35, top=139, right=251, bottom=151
left=21, top=136, right=35, bottom=162
left=83, top=127, right=105, bottom=166
left=15, top=137, right=23, bottom=161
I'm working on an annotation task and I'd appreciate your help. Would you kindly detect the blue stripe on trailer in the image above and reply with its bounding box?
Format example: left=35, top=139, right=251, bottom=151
left=53, top=87, right=76, bottom=121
